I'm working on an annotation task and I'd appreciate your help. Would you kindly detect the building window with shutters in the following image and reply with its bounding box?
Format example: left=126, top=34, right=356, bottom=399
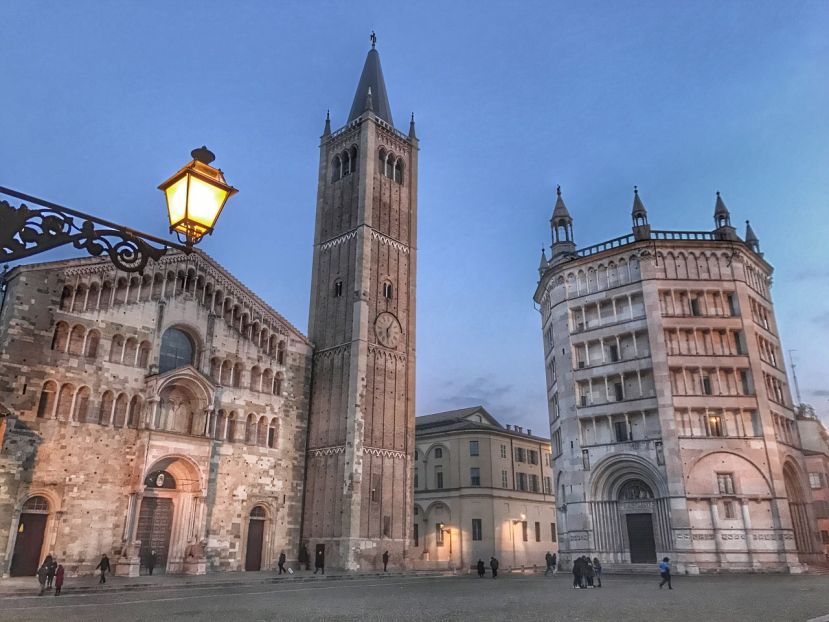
left=470, top=467, right=481, bottom=487
left=472, top=519, right=482, bottom=541
left=517, top=472, right=528, bottom=491
left=551, top=523, right=557, bottom=542
left=535, top=522, right=541, bottom=542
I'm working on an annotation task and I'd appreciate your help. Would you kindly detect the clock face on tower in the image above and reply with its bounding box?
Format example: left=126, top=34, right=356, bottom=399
left=375, top=312, right=402, bottom=349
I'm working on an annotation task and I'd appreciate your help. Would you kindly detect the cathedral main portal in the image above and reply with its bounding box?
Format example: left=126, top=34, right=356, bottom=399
left=136, top=497, right=173, bottom=573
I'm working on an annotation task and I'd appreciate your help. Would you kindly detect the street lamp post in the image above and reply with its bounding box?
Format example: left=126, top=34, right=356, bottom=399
left=0, top=147, right=236, bottom=274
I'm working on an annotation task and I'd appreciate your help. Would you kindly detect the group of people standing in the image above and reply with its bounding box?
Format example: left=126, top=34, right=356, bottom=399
left=35, top=555, right=64, bottom=596
left=572, top=556, right=603, bottom=588
left=475, top=557, right=500, bottom=578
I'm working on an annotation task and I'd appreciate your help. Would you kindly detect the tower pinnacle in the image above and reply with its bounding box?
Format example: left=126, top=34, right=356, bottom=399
left=348, top=39, right=393, bottom=125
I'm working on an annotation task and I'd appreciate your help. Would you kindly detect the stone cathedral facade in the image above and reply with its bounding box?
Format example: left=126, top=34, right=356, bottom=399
left=0, top=43, right=416, bottom=577
left=534, top=188, right=822, bottom=573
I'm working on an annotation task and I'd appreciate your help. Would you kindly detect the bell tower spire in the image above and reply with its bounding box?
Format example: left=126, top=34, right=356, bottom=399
left=348, top=33, right=394, bottom=125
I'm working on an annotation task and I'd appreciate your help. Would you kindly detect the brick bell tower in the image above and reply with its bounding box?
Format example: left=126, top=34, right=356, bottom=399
left=302, top=35, right=418, bottom=570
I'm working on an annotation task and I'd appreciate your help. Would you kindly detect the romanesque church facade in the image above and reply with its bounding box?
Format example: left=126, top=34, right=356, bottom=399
left=0, top=42, right=416, bottom=576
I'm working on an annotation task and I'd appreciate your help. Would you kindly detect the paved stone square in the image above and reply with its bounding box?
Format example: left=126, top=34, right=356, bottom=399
left=0, top=572, right=827, bottom=621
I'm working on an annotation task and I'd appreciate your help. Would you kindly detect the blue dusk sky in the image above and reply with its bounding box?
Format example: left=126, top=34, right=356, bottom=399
left=2, top=1, right=828, bottom=430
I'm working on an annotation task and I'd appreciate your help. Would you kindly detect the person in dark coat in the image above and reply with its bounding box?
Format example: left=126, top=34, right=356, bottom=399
left=489, top=556, right=499, bottom=579
left=36, top=563, right=48, bottom=596
left=544, top=551, right=554, bottom=576
left=96, top=554, right=111, bottom=584
left=54, top=564, right=65, bottom=596
left=592, top=557, right=602, bottom=587
left=278, top=551, right=287, bottom=575
left=572, top=557, right=583, bottom=589
left=584, top=556, right=595, bottom=587
left=313, top=548, right=324, bottom=575
left=476, top=559, right=486, bottom=577
left=382, top=550, right=389, bottom=572
left=146, top=550, right=157, bottom=576
left=45, top=555, right=55, bottom=588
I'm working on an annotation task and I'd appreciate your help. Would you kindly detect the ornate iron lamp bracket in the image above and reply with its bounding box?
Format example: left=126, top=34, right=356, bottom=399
left=0, top=186, right=191, bottom=274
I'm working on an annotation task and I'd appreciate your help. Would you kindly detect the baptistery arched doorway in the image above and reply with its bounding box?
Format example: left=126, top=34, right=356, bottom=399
left=589, top=455, right=672, bottom=564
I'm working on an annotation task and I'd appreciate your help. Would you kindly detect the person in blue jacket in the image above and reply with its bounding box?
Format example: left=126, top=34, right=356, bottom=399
left=658, top=557, right=672, bottom=589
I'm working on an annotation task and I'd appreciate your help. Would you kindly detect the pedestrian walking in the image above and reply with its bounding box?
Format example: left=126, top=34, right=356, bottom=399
left=45, top=554, right=55, bottom=588
left=551, top=552, right=558, bottom=575
left=54, top=564, right=65, bottom=596
left=145, top=550, right=157, bottom=576
left=36, top=563, right=48, bottom=596
left=96, top=554, right=111, bottom=584
left=572, top=557, right=582, bottom=589
left=382, top=550, right=389, bottom=572
left=278, top=551, right=287, bottom=575
left=313, top=548, right=324, bottom=575
left=592, top=557, right=602, bottom=587
left=476, top=559, right=486, bottom=577
left=585, top=556, right=595, bottom=587
left=544, top=551, right=554, bottom=576
left=658, top=557, right=672, bottom=590
left=489, top=556, right=499, bottom=579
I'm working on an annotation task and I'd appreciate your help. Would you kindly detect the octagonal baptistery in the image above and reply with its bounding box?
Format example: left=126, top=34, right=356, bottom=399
left=534, top=188, right=821, bottom=573
left=0, top=251, right=312, bottom=577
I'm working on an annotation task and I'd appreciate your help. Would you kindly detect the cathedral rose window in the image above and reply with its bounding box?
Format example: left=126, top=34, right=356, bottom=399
left=159, top=327, right=195, bottom=373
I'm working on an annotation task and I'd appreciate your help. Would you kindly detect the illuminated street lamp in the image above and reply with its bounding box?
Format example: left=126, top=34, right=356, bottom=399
left=0, top=147, right=237, bottom=273
left=158, top=146, right=238, bottom=247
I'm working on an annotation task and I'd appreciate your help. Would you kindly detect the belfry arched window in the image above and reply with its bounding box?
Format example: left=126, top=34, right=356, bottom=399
left=159, top=327, right=194, bottom=373
left=394, top=159, right=403, bottom=184
left=332, top=156, right=342, bottom=182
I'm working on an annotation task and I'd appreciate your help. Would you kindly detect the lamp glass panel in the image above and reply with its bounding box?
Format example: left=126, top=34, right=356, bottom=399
left=164, top=175, right=189, bottom=227
left=187, top=175, right=229, bottom=229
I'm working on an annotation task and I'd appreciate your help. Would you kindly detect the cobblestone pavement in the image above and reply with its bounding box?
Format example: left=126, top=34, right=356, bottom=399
left=0, top=572, right=827, bottom=621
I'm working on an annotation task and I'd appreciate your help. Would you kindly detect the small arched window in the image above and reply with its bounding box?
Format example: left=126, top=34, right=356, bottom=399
left=332, top=155, right=342, bottom=182
left=159, top=328, right=195, bottom=373
left=268, top=420, right=277, bottom=448
left=342, top=151, right=351, bottom=177
left=378, top=149, right=387, bottom=177
left=350, top=146, right=358, bottom=173
left=250, top=505, right=267, bottom=519
left=434, top=447, right=443, bottom=459
left=334, top=279, right=343, bottom=298
left=274, top=373, right=284, bottom=396
left=84, top=330, right=100, bottom=358
left=383, top=282, right=393, bottom=300
left=51, top=322, right=70, bottom=352
left=276, top=341, right=286, bottom=365
left=394, top=159, right=403, bottom=184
